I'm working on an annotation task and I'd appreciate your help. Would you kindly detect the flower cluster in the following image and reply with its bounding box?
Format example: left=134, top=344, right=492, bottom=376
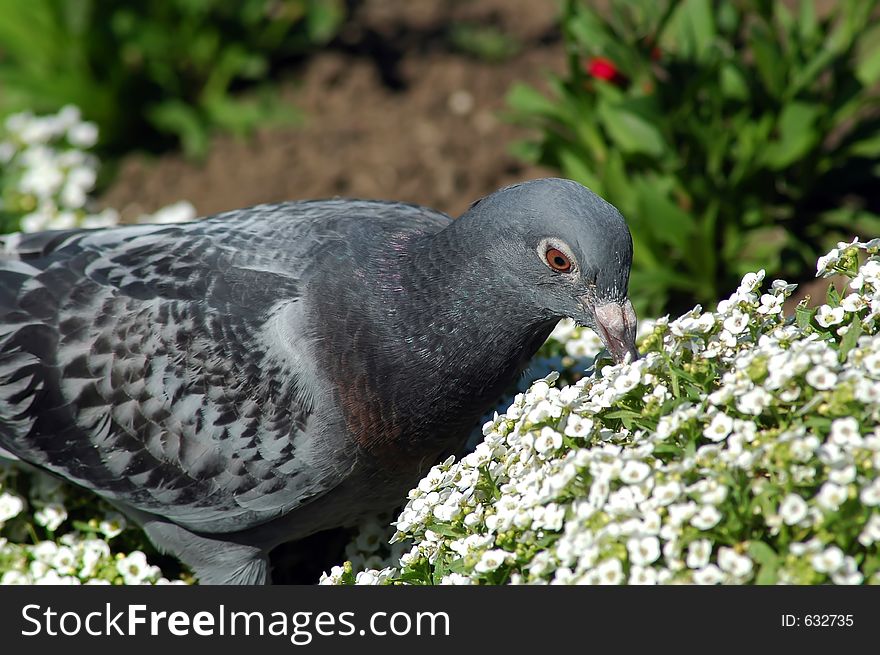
left=0, top=461, right=187, bottom=585
left=0, top=106, right=195, bottom=233
left=328, top=239, right=880, bottom=585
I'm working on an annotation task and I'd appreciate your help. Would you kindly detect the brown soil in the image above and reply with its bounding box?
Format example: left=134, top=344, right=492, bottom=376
left=101, top=0, right=565, bottom=220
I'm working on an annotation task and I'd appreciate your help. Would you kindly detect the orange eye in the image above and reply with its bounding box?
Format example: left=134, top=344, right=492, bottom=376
left=546, top=248, right=572, bottom=272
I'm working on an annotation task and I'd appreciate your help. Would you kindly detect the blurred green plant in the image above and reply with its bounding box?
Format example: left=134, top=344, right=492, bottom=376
left=448, top=23, right=521, bottom=63
left=508, top=0, right=880, bottom=315
left=0, top=0, right=345, bottom=157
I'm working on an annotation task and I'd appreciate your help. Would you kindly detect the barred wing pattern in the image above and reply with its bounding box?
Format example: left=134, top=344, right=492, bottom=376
left=0, top=203, right=376, bottom=534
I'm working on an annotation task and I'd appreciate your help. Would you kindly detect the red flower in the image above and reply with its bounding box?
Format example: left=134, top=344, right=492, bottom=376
left=586, top=57, right=623, bottom=84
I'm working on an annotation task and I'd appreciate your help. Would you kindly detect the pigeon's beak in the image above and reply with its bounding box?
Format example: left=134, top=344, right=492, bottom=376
left=592, top=300, right=639, bottom=364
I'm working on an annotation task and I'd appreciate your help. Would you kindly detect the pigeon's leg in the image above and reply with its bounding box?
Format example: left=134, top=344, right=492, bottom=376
left=133, top=512, right=270, bottom=585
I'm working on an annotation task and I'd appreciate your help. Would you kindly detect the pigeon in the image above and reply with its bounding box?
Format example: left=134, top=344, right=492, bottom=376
left=0, top=178, right=637, bottom=584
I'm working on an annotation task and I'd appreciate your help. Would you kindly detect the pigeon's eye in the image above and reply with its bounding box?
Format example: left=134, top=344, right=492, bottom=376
left=546, top=248, right=572, bottom=273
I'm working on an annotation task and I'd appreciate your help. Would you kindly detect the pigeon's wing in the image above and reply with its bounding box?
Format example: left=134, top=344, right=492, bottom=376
left=0, top=201, right=448, bottom=534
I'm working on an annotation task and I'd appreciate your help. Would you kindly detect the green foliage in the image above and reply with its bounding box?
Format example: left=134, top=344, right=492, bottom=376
left=508, top=0, right=880, bottom=316
left=448, top=23, right=521, bottom=62
left=0, top=0, right=345, bottom=157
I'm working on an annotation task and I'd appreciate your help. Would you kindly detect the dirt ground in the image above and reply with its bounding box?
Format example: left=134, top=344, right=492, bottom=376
left=101, top=0, right=565, bottom=220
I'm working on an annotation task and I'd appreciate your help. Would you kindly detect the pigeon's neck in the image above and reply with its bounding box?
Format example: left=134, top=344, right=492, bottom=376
left=376, top=221, right=556, bottom=441
left=310, top=218, right=557, bottom=478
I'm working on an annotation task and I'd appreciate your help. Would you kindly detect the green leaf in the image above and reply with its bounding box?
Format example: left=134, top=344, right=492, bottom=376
left=566, top=5, right=610, bottom=50
left=748, top=541, right=780, bottom=585
left=425, top=523, right=465, bottom=539
left=750, top=24, right=787, bottom=96
left=596, top=97, right=666, bottom=157
left=558, top=146, right=603, bottom=192
left=305, top=0, right=344, bottom=43
left=797, top=0, right=818, bottom=45
left=855, top=22, right=880, bottom=86
left=845, top=130, right=880, bottom=158
left=761, top=102, right=821, bottom=169
left=839, top=321, right=863, bottom=361
left=148, top=100, right=209, bottom=158
left=667, top=0, right=716, bottom=61
left=634, top=181, right=695, bottom=252
left=796, top=304, right=815, bottom=330
left=720, top=63, right=749, bottom=100
left=826, top=282, right=841, bottom=306
left=506, top=82, right=561, bottom=118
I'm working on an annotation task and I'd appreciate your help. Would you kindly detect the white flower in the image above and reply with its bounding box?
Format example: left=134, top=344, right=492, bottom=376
left=67, top=121, right=98, bottom=148
left=34, top=502, right=67, bottom=531
left=717, top=547, right=753, bottom=578
left=829, top=418, right=862, bottom=448
left=627, top=536, right=661, bottom=566
left=815, top=483, right=848, bottom=512
left=534, top=427, right=563, bottom=455
left=686, top=540, right=712, bottom=569
left=99, top=512, right=127, bottom=538
left=564, top=414, right=593, bottom=438
left=34, top=571, right=80, bottom=585
left=0, top=491, right=25, bottom=522
left=20, top=161, right=64, bottom=198
left=703, top=412, right=733, bottom=442
left=619, top=461, right=651, bottom=484
left=779, top=494, right=809, bottom=525
left=736, top=388, right=771, bottom=416
left=355, top=570, right=382, bottom=585
left=830, top=557, right=863, bottom=585
left=738, top=270, right=765, bottom=293
left=628, top=566, right=658, bottom=585
left=860, top=479, right=880, bottom=506
left=1, top=570, right=30, bottom=585
left=652, top=481, right=682, bottom=506
left=613, top=367, right=642, bottom=393
left=815, top=305, right=845, bottom=327
left=439, top=573, right=473, bottom=585
left=858, top=515, right=880, bottom=546
left=805, top=366, right=837, bottom=390
left=723, top=311, right=750, bottom=335
left=474, top=549, right=508, bottom=574
left=595, top=558, right=624, bottom=585
left=811, top=546, right=845, bottom=574
left=116, top=551, right=154, bottom=584
left=841, top=294, right=867, bottom=313
left=319, top=565, right=346, bottom=585
left=51, top=546, right=78, bottom=575
left=757, top=294, right=783, bottom=315
left=692, top=564, right=724, bottom=585
left=816, top=248, right=840, bottom=275
left=690, top=506, right=722, bottom=530
left=80, top=539, right=111, bottom=578
left=667, top=502, right=698, bottom=525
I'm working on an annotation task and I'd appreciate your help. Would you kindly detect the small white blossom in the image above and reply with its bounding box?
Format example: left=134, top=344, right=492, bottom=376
left=692, top=564, right=724, bottom=585
left=815, top=305, right=845, bottom=327
left=475, top=549, right=508, bottom=574
left=627, top=536, right=661, bottom=566
left=811, top=546, right=845, bottom=574
left=805, top=366, right=837, bottom=391
left=691, top=506, right=722, bottom=530
left=779, top=494, right=809, bottom=525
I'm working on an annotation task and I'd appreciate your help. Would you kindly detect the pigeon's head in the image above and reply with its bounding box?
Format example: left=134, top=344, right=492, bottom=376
left=462, top=178, right=639, bottom=364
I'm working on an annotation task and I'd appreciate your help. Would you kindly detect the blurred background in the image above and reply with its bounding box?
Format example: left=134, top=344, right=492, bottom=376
left=1, top=0, right=879, bottom=317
